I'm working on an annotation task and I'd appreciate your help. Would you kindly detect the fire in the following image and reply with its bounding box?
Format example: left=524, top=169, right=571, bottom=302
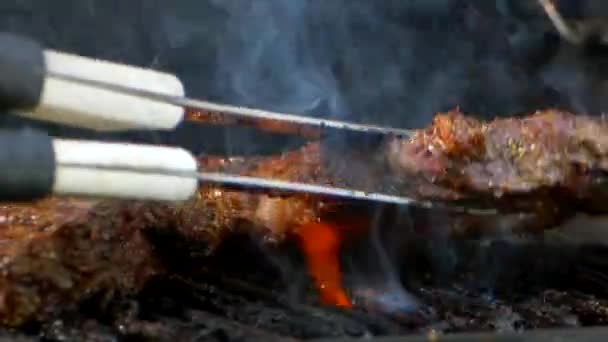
left=297, top=222, right=352, bottom=307
left=296, top=216, right=371, bottom=308
left=297, top=219, right=421, bottom=312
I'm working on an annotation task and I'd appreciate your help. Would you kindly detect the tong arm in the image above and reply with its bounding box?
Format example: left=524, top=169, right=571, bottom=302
left=0, top=127, right=494, bottom=215
left=0, top=32, right=413, bottom=139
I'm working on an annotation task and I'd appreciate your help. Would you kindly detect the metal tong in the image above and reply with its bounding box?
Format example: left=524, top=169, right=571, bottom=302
left=0, top=32, right=490, bottom=214
left=539, top=0, right=608, bottom=46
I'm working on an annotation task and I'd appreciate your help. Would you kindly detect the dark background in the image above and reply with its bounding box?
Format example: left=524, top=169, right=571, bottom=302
left=0, top=0, right=606, bottom=154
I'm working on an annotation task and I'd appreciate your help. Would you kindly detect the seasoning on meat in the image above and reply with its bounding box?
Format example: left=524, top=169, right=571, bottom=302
left=386, top=108, right=608, bottom=205
left=0, top=198, right=167, bottom=326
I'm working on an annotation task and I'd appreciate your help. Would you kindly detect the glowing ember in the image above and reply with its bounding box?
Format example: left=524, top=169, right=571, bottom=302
left=297, top=222, right=352, bottom=308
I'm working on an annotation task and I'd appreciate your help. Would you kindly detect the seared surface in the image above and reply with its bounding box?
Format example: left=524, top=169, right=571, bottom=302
left=188, top=109, right=608, bottom=234
left=183, top=109, right=608, bottom=240
left=382, top=109, right=608, bottom=236
left=387, top=109, right=608, bottom=208
left=0, top=198, right=169, bottom=326
left=182, top=142, right=341, bottom=244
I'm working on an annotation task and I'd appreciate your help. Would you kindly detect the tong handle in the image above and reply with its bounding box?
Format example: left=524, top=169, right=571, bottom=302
left=0, top=127, right=199, bottom=202
left=0, top=128, right=55, bottom=200
left=0, top=32, right=186, bottom=132
left=0, top=33, right=45, bottom=109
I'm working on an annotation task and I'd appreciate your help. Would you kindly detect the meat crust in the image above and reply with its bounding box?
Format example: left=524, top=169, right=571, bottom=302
left=387, top=109, right=608, bottom=213
left=0, top=198, right=173, bottom=326
left=179, top=143, right=330, bottom=244
left=184, top=109, right=608, bottom=242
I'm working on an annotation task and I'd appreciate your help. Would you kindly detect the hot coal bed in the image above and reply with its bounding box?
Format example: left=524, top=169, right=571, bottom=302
left=6, top=228, right=608, bottom=341
left=3, top=0, right=608, bottom=341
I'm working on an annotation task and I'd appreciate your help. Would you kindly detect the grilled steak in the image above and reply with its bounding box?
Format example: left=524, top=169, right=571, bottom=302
left=184, top=142, right=373, bottom=243
left=386, top=109, right=608, bottom=212
left=184, top=109, right=608, bottom=291
left=184, top=143, right=327, bottom=243
left=5, top=109, right=608, bottom=323
left=0, top=198, right=168, bottom=326
left=0, top=193, right=244, bottom=327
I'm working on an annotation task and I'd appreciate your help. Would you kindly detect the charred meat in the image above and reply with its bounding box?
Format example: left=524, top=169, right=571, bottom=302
left=179, top=109, right=608, bottom=306
left=188, top=108, right=608, bottom=242
left=4, top=109, right=608, bottom=323
left=0, top=198, right=168, bottom=326
left=386, top=109, right=608, bottom=213
left=0, top=194, right=244, bottom=327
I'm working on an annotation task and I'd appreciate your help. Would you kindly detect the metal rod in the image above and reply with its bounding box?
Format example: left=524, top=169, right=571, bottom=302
left=48, top=70, right=415, bottom=139
left=58, top=161, right=497, bottom=215
left=539, top=0, right=584, bottom=44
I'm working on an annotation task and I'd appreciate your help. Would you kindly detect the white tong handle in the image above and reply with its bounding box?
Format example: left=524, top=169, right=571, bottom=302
left=0, top=32, right=185, bottom=131
left=53, top=139, right=198, bottom=201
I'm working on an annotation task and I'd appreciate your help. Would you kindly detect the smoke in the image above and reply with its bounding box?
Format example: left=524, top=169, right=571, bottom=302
left=0, top=0, right=606, bottom=135
left=2, top=0, right=605, bottom=137
left=346, top=206, right=420, bottom=312
left=186, top=0, right=567, bottom=129
left=211, top=0, right=346, bottom=117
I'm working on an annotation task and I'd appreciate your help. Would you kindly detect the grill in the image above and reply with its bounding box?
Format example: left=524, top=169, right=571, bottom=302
left=2, top=230, right=608, bottom=341
left=2, top=1, right=608, bottom=341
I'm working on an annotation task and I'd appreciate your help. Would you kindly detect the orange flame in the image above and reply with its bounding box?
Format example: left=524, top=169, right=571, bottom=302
left=297, top=222, right=352, bottom=307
